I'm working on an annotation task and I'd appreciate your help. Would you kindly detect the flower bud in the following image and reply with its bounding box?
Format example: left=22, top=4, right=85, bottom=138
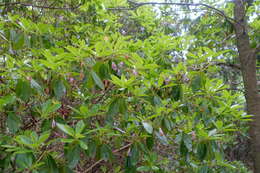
left=112, top=62, right=117, bottom=71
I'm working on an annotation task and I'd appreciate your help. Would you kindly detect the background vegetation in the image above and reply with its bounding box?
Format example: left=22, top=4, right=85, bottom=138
left=0, top=0, right=259, bottom=172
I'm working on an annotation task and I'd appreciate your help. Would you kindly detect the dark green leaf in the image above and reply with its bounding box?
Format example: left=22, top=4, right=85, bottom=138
left=15, top=153, right=34, bottom=169
left=52, top=78, right=66, bottom=99
left=118, top=98, right=127, bottom=114
left=129, top=143, right=139, bottom=166
left=91, top=70, right=104, bottom=90
left=65, top=145, right=81, bottom=169
left=180, top=141, right=188, bottom=157
left=15, top=79, right=32, bottom=101
left=153, top=95, right=162, bottom=106
left=146, top=136, right=154, bottom=150
left=191, top=74, right=205, bottom=92
left=100, top=144, right=113, bottom=161
left=7, top=113, right=21, bottom=133
left=198, top=166, right=209, bottom=173
left=172, top=84, right=183, bottom=101
left=85, top=140, right=97, bottom=158
left=125, top=156, right=136, bottom=173
left=44, top=155, right=59, bottom=173
left=197, top=142, right=207, bottom=161
left=108, top=98, right=120, bottom=116
left=99, top=63, right=110, bottom=79
left=183, top=134, right=192, bottom=151
left=41, top=100, right=61, bottom=118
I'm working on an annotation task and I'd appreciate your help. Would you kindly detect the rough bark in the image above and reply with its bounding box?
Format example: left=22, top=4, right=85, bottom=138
left=233, top=0, right=260, bottom=172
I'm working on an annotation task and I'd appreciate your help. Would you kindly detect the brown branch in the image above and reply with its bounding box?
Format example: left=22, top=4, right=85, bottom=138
left=0, top=2, right=82, bottom=10
left=216, top=87, right=244, bottom=93
left=107, top=0, right=237, bottom=25
left=215, top=62, right=241, bottom=70
left=84, top=143, right=132, bottom=173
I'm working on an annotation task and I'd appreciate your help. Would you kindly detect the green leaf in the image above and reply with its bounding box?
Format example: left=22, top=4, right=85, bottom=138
left=191, top=74, right=205, bottom=92
left=52, top=78, right=66, bottom=98
left=197, top=142, right=207, bottom=161
left=99, top=63, right=110, bottom=79
left=65, top=145, right=81, bottom=169
left=75, top=120, right=85, bottom=135
left=56, top=123, right=74, bottom=137
left=153, top=95, right=162, bottom=106
left=17, top=135, right=33, bottom=146
left=41, top=100, right=61, bottom=118
left=79, top=140, right=88, bottom=150
left=129, top=143, right=139, bottom=166
left=198, top=166, right=209, bottom=173
left=118, top=98, right=127, bottom=114
left=100, top=144, right=113, bottom=161
left=155, top=128, right=168, bottom=145
left=15, top=153, right=34, bottom=169
left=60, top=139, right=75, bottom=143
left=125, top=156, right=136, bottom=173
left=183, top=134, right=192, bottom=151
left=172, top=84, right=183, bottom=101
left=137, top=166, right=150, bottom=172
left=12, top=33, right=24, bottom=50
left=15, top=79, right=32, bottom=101
left=151, top=166, right=159, bottom=171
left=142, top=122, right=153, bottom=134
left=7, top=113, right=21, bottom=133
left=44, top=155, right=59, bottom=173
left=38, top=131, right=50, bottom=144
left=107, top=98, right=120, bottom=116
left=86, top=140, right=97, bottom=158
left=30, top=79, right=43, bottom=95
left=91, top=70, right=104, bottom=90
left=180, top=140, right=188, bottom=157
left=0, top=95, right=15, bottom=110
left=146, top=136, right=154, bottom=150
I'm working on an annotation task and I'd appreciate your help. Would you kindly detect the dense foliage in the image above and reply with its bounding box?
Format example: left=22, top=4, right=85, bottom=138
left=0, top=0, right=258, bottom=172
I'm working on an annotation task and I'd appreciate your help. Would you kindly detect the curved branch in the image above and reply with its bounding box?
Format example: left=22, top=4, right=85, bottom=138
left=108, top=0, right=237, bottom=25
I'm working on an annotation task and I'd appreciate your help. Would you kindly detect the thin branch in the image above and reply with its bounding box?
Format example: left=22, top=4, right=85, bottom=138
left=216, top=87, right=244, bottom=93
left=107, top=0, right=237, bottom=24
left=0, top=2, right=82, bottom=10
left=215, top=62, right=241, bottom=70
left=84, top=143, right=132, bottom=173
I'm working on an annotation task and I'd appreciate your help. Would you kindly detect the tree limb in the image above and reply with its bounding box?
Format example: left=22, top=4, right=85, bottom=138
left=0, top=1, right=82, bottom=10
left=107, top=0, right=237, bottom=25
left=215, top=62, right=241, bottom=70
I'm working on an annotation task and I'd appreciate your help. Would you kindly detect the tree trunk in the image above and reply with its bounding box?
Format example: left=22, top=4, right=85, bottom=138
left=233, top=0, right=260, bottom=172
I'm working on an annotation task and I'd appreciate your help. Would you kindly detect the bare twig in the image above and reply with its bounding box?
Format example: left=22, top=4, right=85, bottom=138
left=113, top=126, right=126, bottom=134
